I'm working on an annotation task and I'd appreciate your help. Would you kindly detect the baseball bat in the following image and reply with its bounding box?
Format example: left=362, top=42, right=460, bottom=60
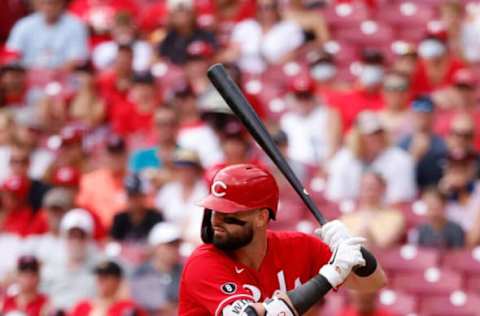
left=207, top=63, right=376, bottom=277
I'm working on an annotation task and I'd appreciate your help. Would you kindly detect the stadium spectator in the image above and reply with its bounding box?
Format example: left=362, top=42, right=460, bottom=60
left=1, top=175, right=47, bottom=236
left=439, top=150, right=480, bottom=236
left=174, top=84, right=223, bottom=168
left=0, top=52, right=27, bottom=108
left=332, top=49, right=385, bottom=132
left=41, top=208, right=99, bottom=312
left=337, top=290, right=395, bottom=316
left=461, top=2, right=480, bottom=63
left=70, top=260, right=146, bottom=316
left=155, top=148, right=207, bottom=245
left=93, top=11, right=153, bottom=73
left=399, top=96, right=448, bottom=189
left=326, top=111, right=416, bottom=205
left=128, top=107, right=178, bottom=181
left=130, top=222, right=183, bottom=315
left=77, top=135, right=128, bottom=227
left=341, top=172, right=405, bottom=249
left=98, top=44, right=134, bottom=119
left=23, top=188, right=74, bottom=265
left=411, top=187, right=465, bottom=249
left=6, top=0, right=88, bottom=70
left=308, top=50, right=344, bottom=104
left=411, top=21, right=465, bottom=96
left=221, top=0, right=304, bottom=74
left=159, top=0, right=217, bottom=65
left=390, top=41, right=418, bottom=77
left=183, top=40, right=216, bottom=96
left=280, top=75, right=341, bottom=166
left=378, top=72, right=413, bottom=143
left=110, top=174, right=163, bottom=243
left=111, top=71, right=160, bottom=139
left=0, top=256, right=50, bottom=316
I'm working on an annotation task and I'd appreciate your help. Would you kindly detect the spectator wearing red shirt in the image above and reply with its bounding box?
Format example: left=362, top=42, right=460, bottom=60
left=332, top=49, right=385, bottom=133
left=98, top=44, right=134, bottom=120
left=1, top=175, right=47, bottom=236
left=111, top=71, right=159, bottom=139
left=411, top=21, right=465, bottom=96
left=337, top=291, right=395, bottom=316
left=309, top=50, right=346, bottom=107
left=70, top=260, right=146, bottom=316
left=1, top=256, right=50, bottom=316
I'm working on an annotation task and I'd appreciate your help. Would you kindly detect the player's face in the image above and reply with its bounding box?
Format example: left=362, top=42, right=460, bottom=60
left=211, top=210, right=256, bottom=251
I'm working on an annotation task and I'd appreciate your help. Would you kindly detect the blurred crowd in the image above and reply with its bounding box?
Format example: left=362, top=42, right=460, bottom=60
left=1, top=0, right=480, bottom=315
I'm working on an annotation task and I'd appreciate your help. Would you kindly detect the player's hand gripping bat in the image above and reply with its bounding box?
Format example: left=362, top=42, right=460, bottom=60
left=207, top=63, right=377, bottom=277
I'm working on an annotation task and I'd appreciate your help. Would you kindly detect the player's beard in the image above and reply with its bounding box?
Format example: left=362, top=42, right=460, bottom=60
left=212, top=224, right=254, bottom=251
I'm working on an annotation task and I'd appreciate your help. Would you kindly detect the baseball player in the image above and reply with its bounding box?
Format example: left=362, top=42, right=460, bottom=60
left=179, top=164, right=386, bottom=315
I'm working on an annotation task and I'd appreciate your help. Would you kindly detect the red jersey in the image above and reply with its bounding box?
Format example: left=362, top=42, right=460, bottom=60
left=1, top=293, right=49, bottom=316
left=179, top=230, right=332, bottom=316
left=2, top=206, right=48, bottom=237
left=411, top=58, right=465, bottom=96
left=70, top=299, right=146, bottom=316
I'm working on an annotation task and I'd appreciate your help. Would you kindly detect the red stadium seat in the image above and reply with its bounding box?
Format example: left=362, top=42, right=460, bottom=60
left=334, top=20, right=394, bottom=47
left=465, top=275, right=480, bottom=294
left=402, top=201, right=429, bottom=230
left=377, top=288, right=418, bottom=316
left=393, top=267, right=463, bottom=297
left=323, top=3, right=371, bottom=29
left=441, top=247, right=480, bottom=276
left=420, top=291, right=480, bottom=316
left=376, top=245, right=439, bottom=275
left=323, top=41, right=357, bottom=67
left=377, top=2, right=435, bottom=28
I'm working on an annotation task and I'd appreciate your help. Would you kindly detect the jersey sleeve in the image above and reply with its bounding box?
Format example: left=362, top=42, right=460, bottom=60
left=180, top=255, right=255, bottom=316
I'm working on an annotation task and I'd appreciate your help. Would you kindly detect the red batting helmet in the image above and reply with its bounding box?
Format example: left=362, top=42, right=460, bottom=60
left=199, top=164, right=279, bottom=244
left=199, top=163, right=279, bottom=217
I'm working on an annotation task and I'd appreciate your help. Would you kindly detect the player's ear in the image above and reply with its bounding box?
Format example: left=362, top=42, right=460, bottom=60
left=255, top=208, right=270, bottom=228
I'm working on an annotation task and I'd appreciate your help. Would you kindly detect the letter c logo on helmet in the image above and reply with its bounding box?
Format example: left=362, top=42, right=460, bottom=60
left=211, top=180, right=227, bottom=197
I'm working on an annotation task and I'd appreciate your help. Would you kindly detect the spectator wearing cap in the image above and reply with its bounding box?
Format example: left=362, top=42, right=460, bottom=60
left=341, top=171, right=405, bottom=249
left=159, top=0, right=218, bottom=65
left=410, top=187, right=465, bottom=249
left=174, top=84, right=223, bottom=168
left=308, top=50, right=345, bottom=104
left=1, top=256, right=50, bottom=316
left=184, top=40, right=215, bottom=96
left=77, top=135, right=128, bottom=228
left=326, top=111, right=416, bottom=205
left=0, top=175, right=47, bottom=236
left=378, top=72, right=413, bottom=143
left=411, top=21, right=465, bottom=96
left=434, top=70, right=480, bottom=151
left=220, top=0, right=304, bottom=74
left=331, top=49, right=385, bottom=132
left=280, top=75, right=341, bottom=166
left=155, top=148, right=207, bottom=245
left=22, top=188, right=74, bottom=265
left=70, top=260, right=146, bottom=316
left=93, top=11, right=153, bottom=73
left=110, top=174, right=163, bottom=242
left=391, top=41, right=418, bottom=77
left=0, top=50, right=27, bottom=108
left=6, top=0, right=88, bottom=70
left=111, top=71, right=159, bottom=139
left=398, top=96, right=448, bottom=189
left=130, top=223, right=183, bottom=314
left=0, top=138, right=53, bottom=212
left=41, top=208, right=99, bottom=311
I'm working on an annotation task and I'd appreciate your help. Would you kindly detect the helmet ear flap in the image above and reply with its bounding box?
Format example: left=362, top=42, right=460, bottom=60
left=201, top=209, right=213, bottom=244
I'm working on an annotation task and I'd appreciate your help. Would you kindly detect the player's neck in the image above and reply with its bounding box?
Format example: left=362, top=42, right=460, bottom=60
left=231, top=230, right=268, bottom=271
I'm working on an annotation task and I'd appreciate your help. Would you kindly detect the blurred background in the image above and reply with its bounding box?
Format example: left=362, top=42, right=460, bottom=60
left=0, top=0, right=480, bottom=315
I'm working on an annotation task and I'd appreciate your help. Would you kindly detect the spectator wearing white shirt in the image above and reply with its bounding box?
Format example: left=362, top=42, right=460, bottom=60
left=326, top=111, right=416, bottom=205
left=280, top=75, right=340, bottom=167
left=221, top=0, right=304, bottom=74
left=155, top=149, right=207, bottom=246
left=93, top=12, right=153, bottom=73
left=7, top=0, right=88, bottom=70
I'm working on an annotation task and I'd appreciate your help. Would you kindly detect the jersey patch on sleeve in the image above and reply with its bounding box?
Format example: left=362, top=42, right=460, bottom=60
left=221, top=282, right=238, bottom=295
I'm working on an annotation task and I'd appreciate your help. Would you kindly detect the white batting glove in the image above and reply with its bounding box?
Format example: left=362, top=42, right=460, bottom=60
left=314, top=220, right=352, bottom=250
left=319, top=237, right=366, bottom=289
